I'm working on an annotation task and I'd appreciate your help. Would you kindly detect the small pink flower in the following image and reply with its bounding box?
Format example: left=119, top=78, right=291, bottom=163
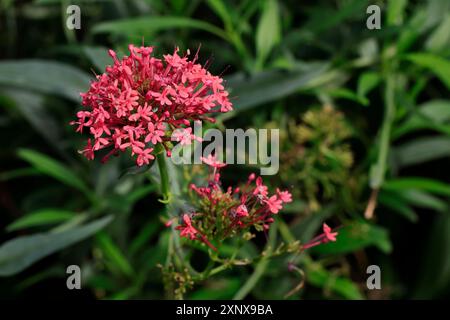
left=323, top=223, right=338, bottom=242
left=145, top=122, right=165, bottom=144
left=265, top=195, right=283, bottom=214
left=200, top=154, right=226, bottom=168
left=164, top=218, right=175, bottom=227
left=129, top=103, right=152, bottom=122
left=78, top=139, right=95, bottom=160
left=253, top=177, right=268, bottom=197
left=136, top=148, right=155, bottom=166
left=276, top=189, right=292, bottom=203
left=236, top=204, right=248, bottom=217
left=172, top=127, right=201, bottom=146
left=302, top=223, right=339, bottom=250
left=177, top=214, right=198, bottom=240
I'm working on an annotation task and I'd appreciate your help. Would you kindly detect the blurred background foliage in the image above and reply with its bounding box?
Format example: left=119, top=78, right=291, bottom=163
left=0, top=0, right=449, bottom=299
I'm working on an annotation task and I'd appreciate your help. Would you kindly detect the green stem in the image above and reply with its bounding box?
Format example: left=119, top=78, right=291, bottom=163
left=156, top=152, right=171, bottom=203
left=233, top=222, right=277, bottom=300
left=369, top=74, right=396, bottom=189
left=155, top=151, right=198, bottom=277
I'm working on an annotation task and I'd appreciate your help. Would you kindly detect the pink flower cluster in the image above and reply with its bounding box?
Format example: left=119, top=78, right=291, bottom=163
left=174, top=156, right=292, bottom=250
left=71, top=45, right=232, bottom=165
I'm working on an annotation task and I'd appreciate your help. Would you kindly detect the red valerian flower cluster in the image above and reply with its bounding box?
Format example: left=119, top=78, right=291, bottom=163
left=71, top=45, right=232, bottom=165
left=174, top=156, right=292, bottom=250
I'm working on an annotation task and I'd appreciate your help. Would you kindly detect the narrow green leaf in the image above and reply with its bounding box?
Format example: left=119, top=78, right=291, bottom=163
left=398, top=189, right=448, bottom=212
left=83, top=46, right=112, bottom=72
left=329, top=88, right=368, bottom=106
left=357, top=72, right=381, bottom=100
left=129, top=220, right=161, bottom=256
left=384, top=177, right=450, bottom=197
left=305, top=260, right=363, bottom=299
left=7, top=209, right=76, bottom=232
left=393, top=136, right=450, bottom=168
left=206, top=0, right=234, bottom=28
left=223, top=63, right=330, bottom=115
left=92, top=17, right=229, bottom=41
left=413, top=212, right=450, bottom=298
left=426, top=14, right=450, bottom=52
left=0, top=60, right=91, bottom=102
left=0, top=216, right=112, bottom=276
left=394, top=100, right=450, bottom=137
left=406, top=53, right=450, bottom=89
left=190, top=278, right=241, bottom=299
left=3, top=89, right=66, bottom=155
left=96, top=232, right=134, bottom=277
left=387, top=0, right=408, bottom=26
left=17, top=149, right=90, bottom=196
left=256, top=0, right=281, bottom=65
left=378, top=191, right=418, bottom=222
left=0, top=168, right=40, bottom=181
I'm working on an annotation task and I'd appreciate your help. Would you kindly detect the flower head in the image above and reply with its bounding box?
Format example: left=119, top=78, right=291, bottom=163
left=72, top=45, right=232, bottom=166
left=180, top=164, right=292, bottom=247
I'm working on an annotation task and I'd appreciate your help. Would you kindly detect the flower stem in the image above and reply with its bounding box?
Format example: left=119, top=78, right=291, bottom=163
left=156, top=151, right=171, bottom=203
left=232, top=222, right=277, bottom=300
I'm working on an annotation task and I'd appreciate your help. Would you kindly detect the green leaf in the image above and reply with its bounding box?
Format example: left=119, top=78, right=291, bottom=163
left=383, top=177, right=450, bottom=197
left=206, top=0, right=234, bottom=28
left=190, top=278, right=241, bottom=299
left=387, top=0, right=408, bottom=26
left=378, top=190, right=418, bottom=222
left=92, top=17, right=229, bottom=41
left=6, top=209, right=76, bottom=232
left=291, top=206, right=334, bottom=243
left=426, top=14, right=450, bottom=52
left=0, top=215, right=113, bottom=276
left=256, top=0, right=281, bottom=65
left=223, top=63, right=330, bottom=116
left=96, top=232, right=134, bottom=277
left=304, top=260, right=363, bottom=299
left=357, top=72, right=381, bottom=100
left=406, top=53, right=450, bottom=90
left=125, top=184, right=158, bottom=205
left=0, top=168, right=40, bottom=181
left=2, top=89, right=66, bottom=155
left=329, top=88, right=368, bottom=106
left=397, top=189, right=448, bottom=213
left=129, top=219, right=161, bottom=256
left=394, top=100, right=450, bottom=137
left=393, top=136, right=450, bottom=168
left=312, top=221, right=392, bottom=254
left=83, top=46, right=112, bottom=72
left=0, top=60, right=91, bottom=102
left=17, top=149, right=91, bottom=196
left=419, top=100, right=450, bottom=123
left=413, top=212, right=450, bottom=298
left=304, top=0, right=369, bottom=34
